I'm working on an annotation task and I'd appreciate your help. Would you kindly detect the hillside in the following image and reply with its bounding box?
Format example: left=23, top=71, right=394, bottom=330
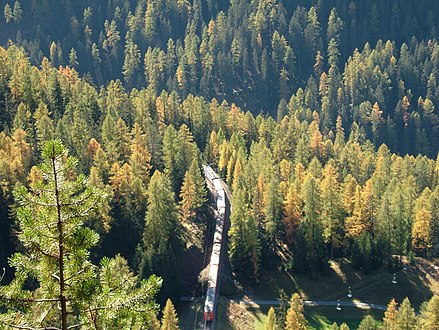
left=0, top=0, right=438, bottom=329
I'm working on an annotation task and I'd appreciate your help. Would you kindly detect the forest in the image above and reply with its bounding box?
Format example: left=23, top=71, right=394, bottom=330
left=0, top=0, right=438, bottom=329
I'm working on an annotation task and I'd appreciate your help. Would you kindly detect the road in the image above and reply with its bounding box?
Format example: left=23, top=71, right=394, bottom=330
left=233, top=298, right=387, bottom=310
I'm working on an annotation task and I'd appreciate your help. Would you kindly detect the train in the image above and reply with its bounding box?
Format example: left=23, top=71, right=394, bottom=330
left=202, top=165, right=226, bottom=324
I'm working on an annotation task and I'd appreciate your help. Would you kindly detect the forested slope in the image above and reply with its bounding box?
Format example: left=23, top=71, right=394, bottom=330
left=0, top=0, right=438, bottom=328
left=1, top=0, right=438, bottom=156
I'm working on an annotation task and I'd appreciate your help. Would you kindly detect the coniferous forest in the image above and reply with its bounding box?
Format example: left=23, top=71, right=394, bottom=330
left=0, top=0, right=438, bottom=329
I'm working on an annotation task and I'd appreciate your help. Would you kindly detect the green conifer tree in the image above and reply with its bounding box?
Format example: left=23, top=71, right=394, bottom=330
left=358, top=315, right=378, bottom=330
left=417, top=295, right=439, bottom=329
left=0, top=140, right=161, bottom=329
left=396, top=297, right=417, bottom=330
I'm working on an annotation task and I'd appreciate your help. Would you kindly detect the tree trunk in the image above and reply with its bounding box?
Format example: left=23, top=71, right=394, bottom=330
left=52, top=151, right=68, bottom=330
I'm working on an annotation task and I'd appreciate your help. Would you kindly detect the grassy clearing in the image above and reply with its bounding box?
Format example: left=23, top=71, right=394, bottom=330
left=305, top=306, right=383, bottom=329
left=184, top=300, right=383, bottom=329
left=250, top=258, right=437, bottom=309
left=177, top=258, right=438, bottom=329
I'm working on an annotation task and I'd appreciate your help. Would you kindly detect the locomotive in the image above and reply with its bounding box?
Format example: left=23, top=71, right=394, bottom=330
left=202, top=165, right=226, bottom=323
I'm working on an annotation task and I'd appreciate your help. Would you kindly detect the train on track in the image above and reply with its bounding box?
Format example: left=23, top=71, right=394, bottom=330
left=202, top=165, right=226, bottom=324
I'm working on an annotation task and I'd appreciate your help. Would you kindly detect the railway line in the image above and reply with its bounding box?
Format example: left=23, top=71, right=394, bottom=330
left=201, top=165, right=230, bottom=330
left=188, top=165, right=397, bottom=329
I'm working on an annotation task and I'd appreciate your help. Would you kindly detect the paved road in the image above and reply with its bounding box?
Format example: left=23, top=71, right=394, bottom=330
left=181, top=296, right=387, bottom=311
left=235, top=298, right=387, bottom=310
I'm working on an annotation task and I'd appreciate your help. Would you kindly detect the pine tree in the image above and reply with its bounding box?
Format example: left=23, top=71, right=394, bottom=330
left=264, top=306, right=276, bottom=330
left=285, top=293, right=307, bottom=330
left=0, top=140, right=104, bottom=329
left=91, top=255, right=162, bottom=329
left=161, top=299, right=180, bottom=330
left=396, top=297, right=417, bottom=330
left=0, top=140, right=161, bottom=329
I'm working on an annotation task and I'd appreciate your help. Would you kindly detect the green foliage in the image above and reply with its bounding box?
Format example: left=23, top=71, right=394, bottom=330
left=3, top=4, right=12, bottom=23
left=396, top=297, right=417, bottom=330
left=229, top=188, right=260, bottom=282
left=358, top=315, right=378, bottom=330
left=0, top=140, right=161, bottom=329
left=275, top=289, right=289, bottom=330
left=140, top=170, right=181, bottom=298
left=417, top=295, right=439, bottom=330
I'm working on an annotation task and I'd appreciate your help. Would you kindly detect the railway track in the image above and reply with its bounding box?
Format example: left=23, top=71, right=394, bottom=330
left=201, top=165, right=231, bottom=330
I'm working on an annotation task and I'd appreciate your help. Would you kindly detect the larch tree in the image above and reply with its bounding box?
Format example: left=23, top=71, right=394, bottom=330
left=282, top=183, right=302, bottom=244
left=285, top=293, right=307, bottom=330
left=264, top=306, right=276, bottom=330
left=339, top=323, right=350, bottom=330
left=383, top=298, right=398, bottom=330
left=345, top=185, right=367, bottom=238
left=12, top=1, right=22, bottom=23
left=412, top=187, right=432, bottom=255
left=179, top=159, right=206, bottom=222
left=320, top=162, right=343, bottom=257
left=129, top=123, right=152, bottom=186
left=160, top=299, right=180, bottom=330
left=179, top=170, right=196, bottom=222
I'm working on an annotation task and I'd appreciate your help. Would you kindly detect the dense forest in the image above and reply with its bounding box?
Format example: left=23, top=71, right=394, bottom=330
left=0, top=0, right=438, bottom=329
